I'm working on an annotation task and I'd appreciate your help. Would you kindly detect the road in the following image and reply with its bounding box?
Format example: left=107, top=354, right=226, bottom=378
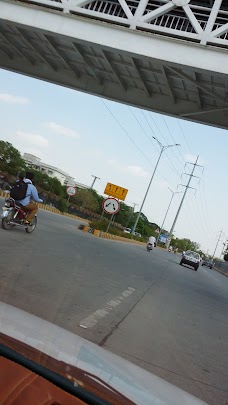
left=0, top=201, right=227, bottom=405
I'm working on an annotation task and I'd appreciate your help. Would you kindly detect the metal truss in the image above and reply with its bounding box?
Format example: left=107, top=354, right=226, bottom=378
left=0, top=0, right=227, bottom=128
left=11, top=0, right=228, bottom=48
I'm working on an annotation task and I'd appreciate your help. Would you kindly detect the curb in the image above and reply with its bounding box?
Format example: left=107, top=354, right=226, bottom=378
left=78, top=225, right=145, bottom=245
left=214, top=267, right=228, bottom=277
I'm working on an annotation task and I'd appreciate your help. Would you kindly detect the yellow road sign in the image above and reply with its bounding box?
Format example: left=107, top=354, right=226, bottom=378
left=104, top=182, right=128, bottom=201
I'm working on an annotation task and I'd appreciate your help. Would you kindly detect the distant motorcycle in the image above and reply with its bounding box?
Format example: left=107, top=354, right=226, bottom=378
left=1, top=197, right=37, bottom=233
left=147, top=243, right=153, bottom=252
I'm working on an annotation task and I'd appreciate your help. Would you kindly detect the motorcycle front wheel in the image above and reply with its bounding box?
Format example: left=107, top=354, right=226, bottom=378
left=2, top=211, right=14, bottom=230
left=25, top=216, right=37, bottom=234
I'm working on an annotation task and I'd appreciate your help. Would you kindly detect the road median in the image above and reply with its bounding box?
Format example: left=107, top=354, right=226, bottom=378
left=79, top=224, right=145, bottom=245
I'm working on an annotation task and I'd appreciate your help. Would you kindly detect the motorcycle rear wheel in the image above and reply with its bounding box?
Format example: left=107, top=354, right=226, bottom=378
left=25, top=216, right=37, bottom=233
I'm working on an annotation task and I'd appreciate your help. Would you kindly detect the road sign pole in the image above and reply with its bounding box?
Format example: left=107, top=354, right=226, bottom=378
left=106, top=213, right=114, bottom=233
left=67, top=195, right=70, bottom=203
left=99, top=210, right=105, bottom=221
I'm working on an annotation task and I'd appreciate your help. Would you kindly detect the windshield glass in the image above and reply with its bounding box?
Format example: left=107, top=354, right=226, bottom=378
left=0, top=3, right=228, bottom=405
left=186, top=251, right=200, bottom=259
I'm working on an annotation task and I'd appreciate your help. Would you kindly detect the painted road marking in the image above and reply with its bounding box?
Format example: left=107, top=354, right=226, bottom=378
left=79, top=287, right=136, bottom=329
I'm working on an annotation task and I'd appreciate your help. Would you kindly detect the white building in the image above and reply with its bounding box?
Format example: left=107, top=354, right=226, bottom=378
left=23, top=153, right=88, bottom=189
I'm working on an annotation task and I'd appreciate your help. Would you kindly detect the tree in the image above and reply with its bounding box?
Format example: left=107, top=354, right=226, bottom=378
left=224, top=245, right=228, bottom=262
left=0, top=140, right=26, bottom=175
left=57, top=198, right=69, bottom=213
left=224, top=254, right=228, bottom=262
left=74, top=189, right=99, bottom=212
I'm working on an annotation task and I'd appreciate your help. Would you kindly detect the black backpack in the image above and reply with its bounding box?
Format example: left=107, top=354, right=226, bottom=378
left=10, top=180, right=28, bottom=200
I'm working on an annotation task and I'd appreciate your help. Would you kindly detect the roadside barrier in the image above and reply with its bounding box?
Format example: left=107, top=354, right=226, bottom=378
left=78, top=224, right=145, bottom=245
left=0, top=193, right=89, bottom=223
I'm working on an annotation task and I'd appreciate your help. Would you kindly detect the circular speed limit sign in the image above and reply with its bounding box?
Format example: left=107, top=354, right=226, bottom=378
left=66, top=186, right=76, bottom=196
left=102, top=198, right=120, bottom=214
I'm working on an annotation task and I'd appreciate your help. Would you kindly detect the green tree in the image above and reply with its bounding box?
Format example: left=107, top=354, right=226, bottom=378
left=74, top=189, right=99, bottom=212
left=114, top=202, right=132, bottom=226
left=57, top=198, right=69, bottom=213
left=0, top=140, right=26, bottom=175
left=224, top=245, right=228, bottom=262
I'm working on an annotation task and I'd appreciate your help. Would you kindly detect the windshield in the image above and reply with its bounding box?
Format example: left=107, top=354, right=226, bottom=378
left=186, top=251, right=200, bottom=260
left=0, top=2, right=228, bottom=405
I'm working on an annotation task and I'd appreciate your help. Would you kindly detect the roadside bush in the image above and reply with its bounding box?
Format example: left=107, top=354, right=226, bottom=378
left=57, top=198, right=69, bottom=213
left=90, top=220, right=122, bottom=235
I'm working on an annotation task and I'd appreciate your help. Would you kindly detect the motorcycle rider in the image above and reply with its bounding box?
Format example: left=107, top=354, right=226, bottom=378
left=16, top=172, right=43, bottom=225
left=148, top=235, right=156, bottom=248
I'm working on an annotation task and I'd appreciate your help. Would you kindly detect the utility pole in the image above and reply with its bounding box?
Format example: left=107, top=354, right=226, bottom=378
left=90, top=175, right=100, bottom=189
left=212, top=230, right=223, bottom=260
left=125, top=203, right=138, bottom=228
left=156, top=188, right=182, bottom=244
left=167, top=156, right=201, bottom=248
left=131, top=138, right=180, bottom=235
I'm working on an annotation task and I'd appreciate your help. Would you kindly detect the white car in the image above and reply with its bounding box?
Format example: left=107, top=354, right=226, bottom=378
left=180, top=250, right=200, bottom=271
left=133, top=231, right=142, bottom=238
left=123, top=228, right=132, bottom=234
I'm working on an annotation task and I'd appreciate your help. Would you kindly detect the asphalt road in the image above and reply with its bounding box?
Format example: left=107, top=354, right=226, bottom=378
left=0, top=200, right=227, bottom=405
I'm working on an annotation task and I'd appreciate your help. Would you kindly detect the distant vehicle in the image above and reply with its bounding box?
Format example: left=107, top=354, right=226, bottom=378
left=123, top=229, right=142, bottom=237
left=202, top=259, right=214, bottom=269
left=123, top=227, right=131, bottom=234
left=180, top=250, right=201, bottom=271
left=133, top=231, right=142, bottom=238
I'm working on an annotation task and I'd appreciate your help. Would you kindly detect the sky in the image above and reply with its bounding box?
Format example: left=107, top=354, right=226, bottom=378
left=0, top=68, right=227, bottom=256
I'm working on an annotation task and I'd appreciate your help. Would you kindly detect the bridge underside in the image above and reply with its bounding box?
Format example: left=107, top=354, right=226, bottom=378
left=0, top=1, right=228, bottom=129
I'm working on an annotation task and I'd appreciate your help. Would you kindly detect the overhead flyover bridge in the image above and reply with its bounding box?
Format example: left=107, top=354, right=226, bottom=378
left=0, top=0, right=228, bottom=128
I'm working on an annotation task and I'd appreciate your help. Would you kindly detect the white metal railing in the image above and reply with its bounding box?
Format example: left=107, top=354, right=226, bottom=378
left=7, top=0, right=228, bottom=48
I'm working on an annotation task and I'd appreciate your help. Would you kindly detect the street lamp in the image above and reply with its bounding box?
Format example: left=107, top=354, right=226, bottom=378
left=131, top=138, right=180, bottom=235
left=125, top=203, right=138, bottom=228
left=156, top=188, right=182, bottom=244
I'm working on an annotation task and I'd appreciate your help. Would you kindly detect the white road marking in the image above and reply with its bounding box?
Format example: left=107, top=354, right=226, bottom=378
left=79, top=287, right=136, bottom=329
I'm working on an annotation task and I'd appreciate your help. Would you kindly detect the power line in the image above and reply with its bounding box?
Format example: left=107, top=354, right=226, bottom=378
left=100, top=99, right=153, bottom=167
left=128, top=107, right=159, bottom=153
left=176, top=119, right=193, bottom=154
left=144, top=111, right=184, bottom=170
left=100, top=99, right=176, bottom=189
left=161, top=115, right=186, bottom=165
left=140, top=110, right=182, bottom=177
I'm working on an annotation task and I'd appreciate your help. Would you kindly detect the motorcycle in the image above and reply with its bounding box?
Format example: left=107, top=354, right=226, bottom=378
left=147, top=243, right=153, bottom=252
left=1, top=197, right=37, bottom=233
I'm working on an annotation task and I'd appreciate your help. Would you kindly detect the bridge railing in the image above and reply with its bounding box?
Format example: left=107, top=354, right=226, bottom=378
left=8, top=0, right=228, bottom=48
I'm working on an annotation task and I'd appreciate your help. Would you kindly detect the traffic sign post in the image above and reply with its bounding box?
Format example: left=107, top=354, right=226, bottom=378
left=66, top=186, right=76, bottom=202
left=102, top=197, right=120, bottom=215
left=104, top=182, right=128, bottom=201
left=106, top=213, right=115, bottom=233
left=102, top=197, right=120, bottom=233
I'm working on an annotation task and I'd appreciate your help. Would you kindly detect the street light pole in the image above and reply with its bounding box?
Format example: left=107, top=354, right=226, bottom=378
left=131, top=139, right=180, bottom=235
left=125, top=203, right=138, bottom=228
left=156, top=188, right=182, bottom=244
left=167, top=155, right=201, bottom=248
left=212, top=230, right=223, bottom=260
left=90, top=175, right=100, bottom=189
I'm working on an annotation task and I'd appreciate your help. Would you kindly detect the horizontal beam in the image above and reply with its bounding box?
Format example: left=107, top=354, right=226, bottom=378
left=2, top=0, right=226, bottom=74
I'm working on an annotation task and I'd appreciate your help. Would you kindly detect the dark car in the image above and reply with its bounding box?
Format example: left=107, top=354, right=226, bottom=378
left=202, top=259, right=214, bottom=269
left=180, top=250, right=201, bottom=271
